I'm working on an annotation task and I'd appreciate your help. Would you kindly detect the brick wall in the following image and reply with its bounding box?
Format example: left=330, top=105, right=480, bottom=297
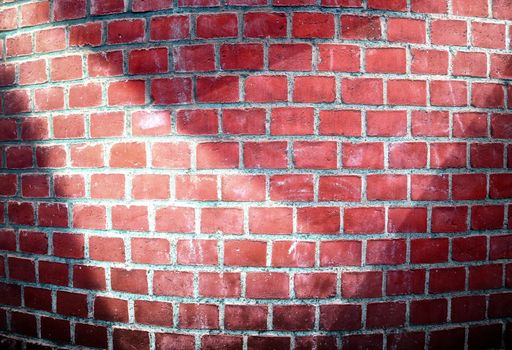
left=0, top=0, right=512, bottom=349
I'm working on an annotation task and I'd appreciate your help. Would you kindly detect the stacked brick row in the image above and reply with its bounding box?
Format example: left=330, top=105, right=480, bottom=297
left=0, top=0, right=511, bottom=349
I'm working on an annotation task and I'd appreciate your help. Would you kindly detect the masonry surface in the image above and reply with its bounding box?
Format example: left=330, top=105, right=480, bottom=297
left=0, top=0, right=511, bottom=349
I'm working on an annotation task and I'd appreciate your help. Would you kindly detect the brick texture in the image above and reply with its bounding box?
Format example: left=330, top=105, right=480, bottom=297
left=0, top=0, right=511, bottom=349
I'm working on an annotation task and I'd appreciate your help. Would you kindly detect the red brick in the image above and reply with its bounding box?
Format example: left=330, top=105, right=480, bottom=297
left=53, top=114, right=84, bottom=139
left=453, top=0, right=487, bottom=16
left=271, top=107, right=314, bottom=135
left=107, top=19, right=145, bottom=44
left=0, top=174, right=17, bottom=196
left=298, top=207, right=340, bottom=234
left=94, top=297, right=129, bottom=322
left=11, top=312, right=37, bottom=337
left=244, top=12, right=287, bottom=38
left=89, top=236, right=125, bottom=262
left=73, top=265, right=105, bottom=290
left=344, top=207, right=384, bottom=233
left=69, top=23, right=102, bottom=46
left=429, top=328, right=465, bottom=350
left=201, top=207, right=243, bottom=234
left=57, top=291, right=88, bottom=317
left=474, top=23, right=506, bottom=49
left=21, top=117, right=49, bottom=141
left=430, top=80, right=467, bottom=106
left=410, top=299, right=447, bottom=324
left=292, top=12, right=334, bottom=38
left=453, top=51, right=487, bottom=77
left=489, top=293, right=512, bottom=317
left=367, top=239, right=406, bottom=265
left=411, top=0, right=447, bottom=13
left=176, top=109, right=218, bottom=135
left=454, top=112, right=487, bottom=138
left=91, top=0, right=125, bottom=15
left=317, top=44, right=360, bottom=72
left=411, top=49, right=449, bottom=75
left=469, top=264, right=503, bottom=290
left=4, top=90, right=31, bottom=115
left=54, top=174, right=85, bottom=198
left=72, top=204, right=105, bottom=229
left=472, top=205, right=504, bottom=230
left=320, top=240, right=361, bottom=266
left=452, top=174, right=487, bottom=200
left=198, top=272, right=240, bottom=298
left=431, top=19, right=467, bottom=46
left=471, top=143, right=504, bottom=168
left=108, top=80, right=146, bottom=106
left=269, top=44, right=312, bottom=71
left=24, top=287, right=52, bottom=312
left=19, top=60, right=47, bottom=85
left=245, top=76, right=287, bottom=102
left=0, top=64, right=15, bottom=87
left=133, top=0, right=173, bottom=11
left=174, top=45, right=214, bottom=72
left=196, top=76, right=239, bottom=103
left=273, top=305, right=315, bottom=331
left=155, top=333, right=195, bottom=350
left=367, top=302, right=406, bottom=328
left=176, top=175, right=217, bottom=200
left=294, top=76, right=335, bottom=103
left=135, top=300, right=173, bottom=327
left=132, top=238, right=170, bottom=264
left=342, top=271, right=382, bottom=298
left=432, top=206, right=468, bottom=233
left=6, top=34, right=32, bottom=58
left=367, top=110, right=407, bottom=136
left=110, top=142, right=146, bottom=168
left=9, top=257, right=36, bottom=282
left=272, top=241, right=315, bottom=267
left=452, top=235, right=486, bottom=261
left=294, top=273, right=337, bottom=298
left=224, top=240, right=266, bottom=266
left=223, top=108, right=265, bottom=135
left=468, top=324, right=503, bottom=350
left=39, top=261, right=69, bottom=286
left=8, top=202, right=35, bottom=226
left=51, top=55, right=82, bottom=81
left=320, top=304, right=362, bottom=330
left=112, top=205, right=148, bottom=232
left=152, top=142, right=191, bottom=169
left=244, top=142, right=287, bottom=169
left=91, top=173, right=125, bottom=199
left=197, top=14, right=237, bottom=38
left=319, top=110, right=361, bottom=136
left=366, top=48, right=406, bottom=73
left=153, top=271, right=193, bottom=297
left=180, top=304, right=219, bottom=329
left=177, top=240, right=218, bottom=265
left=53, top=232, right=84, bottom=259
left=0, top=8, right=17, bottom=31
left=492, top=113, right=512, bottom=139
left=343, top=142, right=384, bottom=169
left=368, top=0, right=406, bottom=10
left=88, top=51, right=123, bottom=77
left=318, top=176, right=360, bottom=202
left=411, top=175, right=449, bottom=201
left=222, top=175, right=265, bottom=201
left=389, top=142, right=427, bottom=168
left=341, top=15, right=381, bottom=40
left=69, top=83, right=102, bottom=108
left=113, top=329, right=149, bottom=350
left=249, top=207, right=292, bottom=234
left=246, top=272, right=289, bottom=299
left=75, top=324, right=108, bottom=349
left=54, top=0, right=86, bottom=20
left=111, top=268, right=148, bottom=294
left=129, top=48, right=168, bottom=74
left=429, top=267, right=466, bottom=293
left=451, top=295, right=486, bottom=322
left=342, top=78, right=383, bottom=105
left=367, top=175, right=407, bottom=200
left=225, top=305, right=267, bottom=330
left=70, top=143, right=103, bottom=168
left=388, top=18, right=426, bottom=43
left=388, top=80, right=427, bottom=106
left=197, top=142, right=239, bottom=169
left=221, top=44, right=263, bottom=70
left=150, top=15, right=189, bottom=40
left=132, top=174, right=170, bottom=200
left=494, top=0, right=512, bottom=19
left=35, top=28, right=66, bottom=53
left=386, top=269, right=425, bottom=296
left=7, top=146, right=33, bottom=169
left=410, top=238, right=449, bottom=263
left=38, top=203, right=68, bottom=227
left=491, top=54, right=512, bottom=79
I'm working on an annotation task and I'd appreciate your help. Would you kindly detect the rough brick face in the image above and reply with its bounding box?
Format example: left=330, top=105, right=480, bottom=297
left=0, top=1, right=510, bottom=349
